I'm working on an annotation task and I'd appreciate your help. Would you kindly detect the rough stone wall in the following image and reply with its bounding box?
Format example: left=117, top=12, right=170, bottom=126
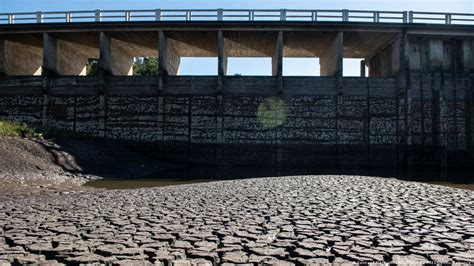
left=0, top=75, right=471, bottom=169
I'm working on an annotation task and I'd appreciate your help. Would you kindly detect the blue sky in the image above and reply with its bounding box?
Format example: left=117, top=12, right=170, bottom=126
left=1, top=1, right=472, bottom=76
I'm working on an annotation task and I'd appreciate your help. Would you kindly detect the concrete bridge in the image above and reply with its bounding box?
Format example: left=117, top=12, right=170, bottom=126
left=0, top=9, right=473, bottom=174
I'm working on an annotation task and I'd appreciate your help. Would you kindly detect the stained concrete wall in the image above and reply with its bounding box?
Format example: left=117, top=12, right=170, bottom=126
left=43, top=33, right=99, bottom=76
left=0, top=39, right=42, bottom=75
left=367, top=37, right=401, bottom=78
left=0, top=74, right=461, bottom=170
left=320, top=32, right=343, bottom=77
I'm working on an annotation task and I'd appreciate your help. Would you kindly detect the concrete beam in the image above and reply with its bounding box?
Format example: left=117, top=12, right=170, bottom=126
left=218, top=31, right=227, bottom=76
left=320, top=32, right=343, bottom=77
left=43, top=33, right=99, bottom=76
left=0, top=39, right=42, bottom=76
left=272, top=31, right=283, bottom=77
left=99, top=32, right=133, bottom=76
left=159, top=31, right=180, bottom=76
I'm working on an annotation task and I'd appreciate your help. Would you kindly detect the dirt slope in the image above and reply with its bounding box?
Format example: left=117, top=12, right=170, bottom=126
left=0, top=137, right=177, bottom=195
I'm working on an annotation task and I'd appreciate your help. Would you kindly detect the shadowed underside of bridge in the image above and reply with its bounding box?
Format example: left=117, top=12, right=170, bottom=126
left=0, top=21, right=473, bottom=173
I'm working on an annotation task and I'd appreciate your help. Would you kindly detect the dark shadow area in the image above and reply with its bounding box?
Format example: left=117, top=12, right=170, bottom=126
left=27, top=135, right=473, bottom=184
left=1, top=119, right=471, bottom=189
left=84, top=161, right=474, bottom=190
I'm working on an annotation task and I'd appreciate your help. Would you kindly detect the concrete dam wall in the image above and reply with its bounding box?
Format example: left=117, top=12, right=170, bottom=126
left=0, top=19, right=473, bottom=171
left=0, top=74, right=472, bottom=171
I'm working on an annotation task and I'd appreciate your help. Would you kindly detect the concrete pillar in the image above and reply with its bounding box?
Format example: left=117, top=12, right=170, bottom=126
left=42, top=33, right=57, bottom=76
left=408, top=40, right=421, bottom=71
left=427, top=39, right=444, bottom=72
left=360, top=60, right=366, bottom=77
left=391, top=38, right=401, bottom=76
left=218, top=31, right=228, bottom=77
left=320, top=32, right=343, bottom=77
left=99, top=32, right=133, bottom=76
left=0, top=39, right=42, bottom=76
left=0, top=40, right=6, bottom=75
left=158, top=31, right=180, bottom=76
left=272, top=31, right=283, bottom=77
left=460, top=40, right=473, bottom=72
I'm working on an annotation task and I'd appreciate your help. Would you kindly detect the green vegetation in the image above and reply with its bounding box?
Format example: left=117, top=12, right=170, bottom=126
left=86, top=59, right=99, bottom=76
left=0, top=117, right=43, bottom=138
left=0, top=117, right=95, bottom=140
left=85, top=57, right=159, bottom=76
left=133, top=57, right=159, bottom=76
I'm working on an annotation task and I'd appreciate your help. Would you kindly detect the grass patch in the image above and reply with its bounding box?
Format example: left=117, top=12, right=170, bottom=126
left=0, top=118, right=43, bottom=138
left=0, top=117, right=97, bottom=140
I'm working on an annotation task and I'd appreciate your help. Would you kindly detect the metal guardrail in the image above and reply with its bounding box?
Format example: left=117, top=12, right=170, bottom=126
left=0, top=9, right=473, bottom=25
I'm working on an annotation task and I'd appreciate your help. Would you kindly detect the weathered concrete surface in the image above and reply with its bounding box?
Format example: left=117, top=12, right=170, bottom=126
left=0, top=175, right=473, bottom=265
left=43, top=33, right=99, bottom=76
left=0, top=36, right=42, bottom=76
left=0, top=74, right=471, bottom=170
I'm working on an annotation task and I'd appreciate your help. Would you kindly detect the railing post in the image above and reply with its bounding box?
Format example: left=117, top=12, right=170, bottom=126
left=36, top=11, right=43, bottom=23
left=125, top=11, right=131, bottom=22
left=280, top=9, right=287, bottom=21
left=342, top=9, right=349, bottom=22
left=217, top=8, right=223, bottom=21
left=66, top=12, right=72, bottom=23
left=408, top=11, right=414, bottom=23
left=313, top=11, right=317, bottom=22
left=7, top=14, right=14, bottom=24
left=402, top=11, right=408, bottom=23
left=445, top=13, right=452, bottom=25
left=155, top=9, right=161, bottom=21
left=374, top=11, right=380, bottom=23
left=95, top=9, right=101, bottom=22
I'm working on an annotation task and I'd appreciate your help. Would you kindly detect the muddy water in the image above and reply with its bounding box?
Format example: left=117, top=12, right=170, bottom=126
left=83, top=166, right=474, bottom=190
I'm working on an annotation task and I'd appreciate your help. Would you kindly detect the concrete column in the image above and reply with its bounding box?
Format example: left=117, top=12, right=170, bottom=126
left=42, top=33, right=57, bottom=76
left=0, top=40, right=6, bottom=75
left=460, top=40, right=473, bottom=72
left=99, top=32, right=133, bottom=76
left=408, top=40, right=421, bottom=71
left=360, top=60, right=366, bottom=77
left=320, top=32, right=343, bottom=77
left=390, top=38, right=401, bottom=76
left=218, top=31, right=228, bottom=77
left=0, top=39, right=42, bottom=76
left=158, top=31, right=180, bottom=76
left=427, top=39, right=444, bottom=72
left=272, top=31, right=284, bottom=77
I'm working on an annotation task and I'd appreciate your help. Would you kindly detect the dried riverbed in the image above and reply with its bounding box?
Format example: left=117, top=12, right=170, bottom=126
left=1, top=175, right=473, bottom=265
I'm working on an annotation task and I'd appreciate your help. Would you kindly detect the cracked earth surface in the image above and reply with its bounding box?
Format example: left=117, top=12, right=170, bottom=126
left=0, top=175, right=473, bottom=265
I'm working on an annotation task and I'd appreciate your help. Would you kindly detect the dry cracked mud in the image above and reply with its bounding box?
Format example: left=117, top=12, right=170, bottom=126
left=0, top=175, right=473, bottom=265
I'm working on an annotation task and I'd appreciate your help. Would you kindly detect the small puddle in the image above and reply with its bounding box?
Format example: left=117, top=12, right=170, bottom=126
left=84, top=179, right=214, bottom=190
left=82, top=166, right=474, bottom=190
